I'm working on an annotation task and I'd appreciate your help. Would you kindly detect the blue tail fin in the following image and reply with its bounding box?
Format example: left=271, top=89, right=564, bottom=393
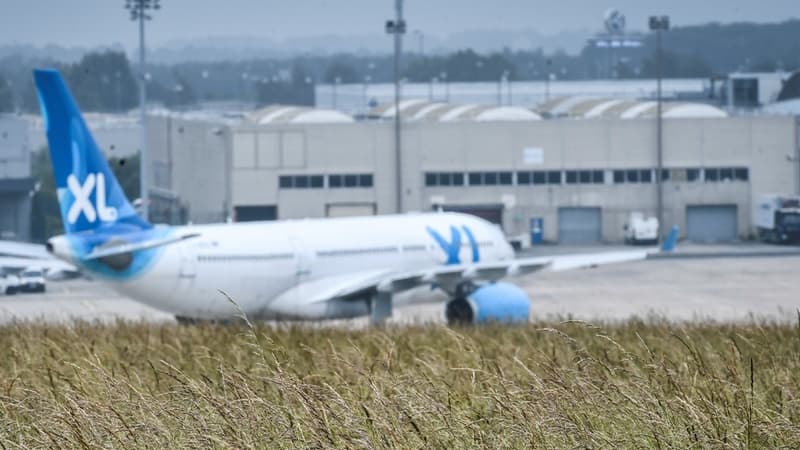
left=660, top=225, right=679, bottom=252
left=33, top=69, right=150, bottom=234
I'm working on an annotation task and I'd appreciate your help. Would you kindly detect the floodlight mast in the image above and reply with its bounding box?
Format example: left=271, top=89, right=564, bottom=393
left=125, top=0, right=160, bottom=221
left=649, top=15, right=669, bottom=241
left=385, top=0, right=406, bottom=213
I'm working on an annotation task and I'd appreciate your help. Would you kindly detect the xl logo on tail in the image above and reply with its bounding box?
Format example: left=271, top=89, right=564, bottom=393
left=66, top=173, right=118, bottom=224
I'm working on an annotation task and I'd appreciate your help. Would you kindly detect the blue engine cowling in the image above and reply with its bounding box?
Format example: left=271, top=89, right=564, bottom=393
left=445, top=282, right=530, bottom=325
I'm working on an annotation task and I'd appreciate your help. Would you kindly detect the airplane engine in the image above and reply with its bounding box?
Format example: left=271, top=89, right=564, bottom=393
left=444, top=282, right=530, bottom=325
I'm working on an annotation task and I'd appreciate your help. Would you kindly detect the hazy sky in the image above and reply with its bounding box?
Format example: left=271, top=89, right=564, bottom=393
left=2, top=0, right=798, bottom=48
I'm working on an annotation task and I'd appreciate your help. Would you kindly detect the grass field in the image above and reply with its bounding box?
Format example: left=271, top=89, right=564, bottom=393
left=1, top=319, right=799, bottom=448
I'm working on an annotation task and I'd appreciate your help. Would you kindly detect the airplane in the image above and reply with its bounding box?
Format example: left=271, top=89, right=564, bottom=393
left=0, top=239, right=79, bottom=281
left=33, top=68, right=678, bottom=325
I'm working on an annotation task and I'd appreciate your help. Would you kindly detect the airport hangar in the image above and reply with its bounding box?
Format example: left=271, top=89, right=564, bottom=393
left=147, top=98, right=800, bottom=245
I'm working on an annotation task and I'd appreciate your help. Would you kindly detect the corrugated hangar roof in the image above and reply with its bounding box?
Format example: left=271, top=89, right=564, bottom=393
left=535, top=96, right=727, bottom=119
left=248, top=105, right=354, bottom=124
left=369, top=100, right=541, bottom=122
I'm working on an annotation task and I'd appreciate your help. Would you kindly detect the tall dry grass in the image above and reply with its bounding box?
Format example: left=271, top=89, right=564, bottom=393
left=1, top=319, right=799, bottom=448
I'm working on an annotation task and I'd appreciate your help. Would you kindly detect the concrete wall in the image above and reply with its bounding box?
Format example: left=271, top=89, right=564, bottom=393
left=149, top=116, right=230, bottom=223
left=229, top=123, right=396, bottom=220
left=153, top=115, right=799, bottom=243
left=0, top=116, right=32, bottom=241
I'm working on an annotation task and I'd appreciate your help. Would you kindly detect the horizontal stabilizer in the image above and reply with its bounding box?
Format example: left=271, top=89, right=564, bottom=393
left=82, top=233, right=200, bottom=261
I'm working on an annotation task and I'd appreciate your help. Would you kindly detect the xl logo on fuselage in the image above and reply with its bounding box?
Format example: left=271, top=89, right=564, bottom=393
left=66, top=173, right=118, bottom=224
left=426, top=225, right=480, bottom=265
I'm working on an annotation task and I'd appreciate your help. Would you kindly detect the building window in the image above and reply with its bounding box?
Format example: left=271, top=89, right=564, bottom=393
left=547, top=171, right=561, bottom=184
left=498, top=172, right=512, bottom=185
left=734, top=168, right=749, bottom=181
left=661, top=169, right=670, bottom=181
left=613, top=170, right=625, bottom=184
left=425, top=172, right=466, bottom=187
left=704, top=168, right=719, bottom=182
left=294, top=175, right=308, bottom=188
left=565, top=171, right=578, bottom=184
left=579, top=170, right=592, bottom=184
left=517, top=172, right=531, bottom=185
left=592, top=170, right=605, bottom=184
left=533, top=171, right=546, bottom=184
left=279, top=174, right=326, bottom=189
left=640, top=169, right=652, bottom=183
left=484, top=172, right=498, bottom=185
left=687, top=168, right=701, bottom=182
left=425, top=173, right=437, bottom=186
left=328, top=173, right=373, bottom=188
left=719, top=168, right=733, bottom=182
left=626, top=170, right=639, bottom=183
left=468, top=172, right=482, bottom=186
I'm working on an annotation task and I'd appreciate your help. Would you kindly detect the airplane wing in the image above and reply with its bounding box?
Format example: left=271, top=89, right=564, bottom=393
left=0, top=256, right=80, bottom=280
left=269, top=248, right=651, bottom=323
left=82, top=233, right=200, bottom=261
left=0, top=240, right=81, bottom=280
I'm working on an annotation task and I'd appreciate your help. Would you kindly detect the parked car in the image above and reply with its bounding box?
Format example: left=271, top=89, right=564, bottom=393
left=1, top=272, right=20, bottom=295
left=18, top=268, right=46, bottom=293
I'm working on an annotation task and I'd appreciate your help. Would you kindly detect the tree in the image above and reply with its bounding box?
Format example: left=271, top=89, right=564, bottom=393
left=408, top=49, right=518, bottom=82
left=149, top=74, right=197, bottom=109
left=324, top=62, right=358, bottom=84
left=256, top=63, right=315, bottom=106
left=30, top=147, right=62, bottom=242
left=65, top=50, right=138, bottom=112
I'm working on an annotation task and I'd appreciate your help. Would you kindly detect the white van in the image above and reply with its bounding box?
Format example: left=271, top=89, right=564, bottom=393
left=623, top=212, right=659, bottom=245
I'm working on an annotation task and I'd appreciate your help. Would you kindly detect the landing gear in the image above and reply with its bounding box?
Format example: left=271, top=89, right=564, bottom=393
left=175, top=316, right=199, bottom=325
left=445, top=297, right=474, bottom=325
left=369, top=291, right=393, bottom=325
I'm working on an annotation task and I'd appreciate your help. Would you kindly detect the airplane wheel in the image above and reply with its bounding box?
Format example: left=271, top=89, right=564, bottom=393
left=175, top=316, right=198, bottom=325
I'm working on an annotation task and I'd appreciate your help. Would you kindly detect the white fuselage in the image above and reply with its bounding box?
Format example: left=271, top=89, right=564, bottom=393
left=64, top=213, right=514, bottom=320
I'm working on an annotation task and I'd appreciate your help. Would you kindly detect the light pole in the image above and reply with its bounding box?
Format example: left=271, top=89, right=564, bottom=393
left=545, top=58, right=552, bottom=102
left=125, top=0, right=160, bottom=221
left=386, top=0, right=406, bottom=213
left=440, top=71, right=449, bottom=102
left=332, top=76, right=341, bottom=109
left=497, top=71, right=508, bottom=106
left=507, top=73, right=513, bottom=105
left=649, top=15, right=669, bottom=240
left=362, top=75, right=371, bottom=109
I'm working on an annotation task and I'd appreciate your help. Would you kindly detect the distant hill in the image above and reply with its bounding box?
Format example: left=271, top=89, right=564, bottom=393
left=3, top=19, right=798, bottom=73
left=0, top=29, right=591, bottom=64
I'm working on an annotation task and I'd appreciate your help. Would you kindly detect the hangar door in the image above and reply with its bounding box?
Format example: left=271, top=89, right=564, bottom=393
left=326, top=203, right=376, bottom=218
left=686, top=205, right=738, bottom=242
left=558, top=207, right=602, bottom=244
left=441, top=205, right=504, bottom=227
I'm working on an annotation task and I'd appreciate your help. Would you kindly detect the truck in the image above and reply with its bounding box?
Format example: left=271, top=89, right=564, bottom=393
left=755, top=194, right=800, bottom=244
left=623, top=212, right=659, bottom=245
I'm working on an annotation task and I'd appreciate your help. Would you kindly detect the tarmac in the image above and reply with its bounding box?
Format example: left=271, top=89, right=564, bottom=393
left=1, top=243, right=798, bottom=326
